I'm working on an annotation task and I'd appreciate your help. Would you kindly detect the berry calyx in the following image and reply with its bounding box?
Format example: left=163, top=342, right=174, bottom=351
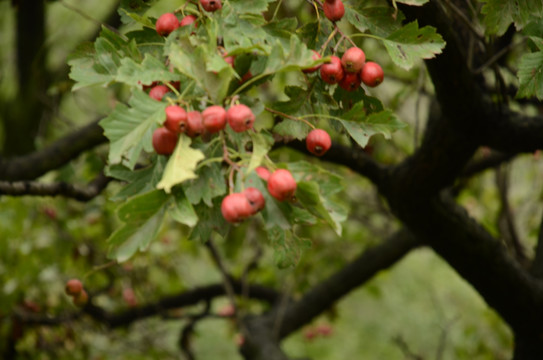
left=186, top=111, right=205, bottom=137
left=156, top=13, right=179, bottom=36
left=302, top=50, right=322, bottom=74
left=267, top=169, right=297, bottom=201
left=65, top=279, right=83, bottom=296
left=200, top=0, right=222, bottom=12
left=165, top=105, right=188, bottom=134
left=323, top=0, right=345, bottom=22
left=202, top=105, right=227, bottom=133
left=221, top=193, right=253, bottom=223
left=320, top=56, right=344, bottom=84
left=226, top=104, right=255, bottom=132
left=338, top=72, right=362, bottom=91
left=152, top=127, right=178, bottom=155
left=361, top=61, right=384, bottom=87
left=255, top=166, right=271, bottom=181
left=149, top=85, right=170, bottom=101
left=306, top=129, right=332, bottom=156
left=180, top=15, right=198, bottom=27
left=341, top=47, right=366, bottom=73
left=73, top=289, right=88, bottom=307
left=243, top=187, right=266, bottom=214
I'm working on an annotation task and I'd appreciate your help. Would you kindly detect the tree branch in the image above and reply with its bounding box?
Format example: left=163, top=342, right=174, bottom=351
left=0, top=119, right=106, bottom=181
left=0, top=172, right=111, bottom=201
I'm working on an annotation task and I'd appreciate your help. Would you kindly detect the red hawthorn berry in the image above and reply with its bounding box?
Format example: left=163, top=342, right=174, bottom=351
left=320, top=56, right=344, bottom=84
left=141, top=80, right=159, bottom=91
left=186, top=111, right=205, bottom=137
left=221, top=193, right=253, bottom=223
left=218, top=304, right=235, bottom=317
left=243, top=187, right=266, bottom=214
left=122, top=288, right=138, bottom=307
left=165, top=105, right=188, bottom=134
left=200, top=0, right=222, bottom=12
left=341, top=47, right=366, bottom=73
left=155, top=13, right=179, bottom=36
left=306, top=129, right=332, bottom=156
left=303, top=50, right=322, bottom=74
left=224, top=54, right=235, bottom=67
left=267, top=169, right=297, bottom=202
left=361, top=61, right=384, bottom=87
left=338, top=71, right=362, bottom=91
left=149, top=85, right=170, bottom=101
left=226, top=104, right=255, bottom=132
left=202, top=105, right=227, bottom=133
left=323, top=0, right=345, bottom=22
left=255, top=166, right=271, bottom=181
left=179, top=14, right=198, bottom=28
left=152, top=127, right=178, bottom=155
left=65, top=279, right=83, bottom=296
left=73, top=290, right=88, bottom=307
left=239, top=71, right=253, bottom=84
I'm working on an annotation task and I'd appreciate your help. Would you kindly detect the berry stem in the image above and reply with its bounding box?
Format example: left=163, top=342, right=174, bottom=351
left=320, top=26, right=338, bottom=54
left=334, top=24, right=357, bottom=47
left=265, top=107, right=316, bottom=129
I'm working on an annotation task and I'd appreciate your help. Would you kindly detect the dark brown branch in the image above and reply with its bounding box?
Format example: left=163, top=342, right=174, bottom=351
left=0, top=119, right=106, bottom=181
left=461, top=150, right=514, bottom=178
left=0, top=172, right=111, bottom=201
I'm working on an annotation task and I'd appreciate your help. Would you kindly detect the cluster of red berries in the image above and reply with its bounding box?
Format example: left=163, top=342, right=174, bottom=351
left=155, top=0, right=222, bottom=36
left=152, top=104, right=255, bottom=155
left=221, top=168, right=298, bottom=223
left=65, top=279, right=88, bottom=307
left=305, top=47, right=384, bottom=91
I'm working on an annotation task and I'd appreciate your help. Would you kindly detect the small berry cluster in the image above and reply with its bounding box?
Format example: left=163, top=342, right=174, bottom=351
left=306, top=47, right=384, bottom=91
left=221, top=187, right=265, bottom=223
left=155, top=0, right=222, bottom=37
left=65, top=279, right=88, bottom=307
left=152, top=104, right=255, bottom=155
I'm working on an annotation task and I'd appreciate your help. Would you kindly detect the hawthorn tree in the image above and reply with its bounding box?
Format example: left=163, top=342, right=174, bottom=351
left=1, top=0, right=543, bottom=359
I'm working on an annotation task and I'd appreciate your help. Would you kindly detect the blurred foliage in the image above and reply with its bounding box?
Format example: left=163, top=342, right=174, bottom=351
left=1, top=0, right=542, bottom=359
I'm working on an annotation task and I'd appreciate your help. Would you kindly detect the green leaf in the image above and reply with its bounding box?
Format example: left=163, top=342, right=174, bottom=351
left=395, top=0, right=429, bottom=5
left=481, top=0, right=543, bottom=35
left=247, top=132, right=273, bottom=174
left=107, top=190, right=169, bottom=262
left=107, top=159, right=167, bottom=201
left=272, top=119, right=311, bottom=140
left=228, top=0, right=275, bottom=15
left=68, top=27, right=140, bottom=90
left=189, top=198, right=229, bottom=242
left=116, top=54, right=180, bottom=87
left=340, top=107, right=406, bottom=148
left=345, top=7, right=404, bottom=38
left=267, top=227, right=311, bottom=268
left=157, top=135, right=205, bottom=194
left=383, top=21, right=445, bottom=70
left=296, top=181, right=340, bottom=234
left=170, top=188, right=199, bottom=227
left=100, top=90, right=166, bottom=169
left=182, top=162, right=227, bottom=207
left=517, top=50, right=543, bottom=100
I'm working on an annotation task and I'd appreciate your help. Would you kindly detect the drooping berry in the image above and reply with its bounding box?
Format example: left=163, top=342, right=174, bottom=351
left=186, top=111, right=205, bottom=138
left=152, top=127, right=178, bottom=155
left=267, top=169, right=297, bottom=201
left=338, top=72, right=362, bottom=91
left=149, top=85, right=170, bottom=101
left=303, top=50, right=322, bottom=74
left=243, top=187, right=266, bottom=214
left=255, top=166, right=271, bottom=181
left=73, top=290, right=88, bottom=307
left=306, top=129, right=332, bottom=156
left=180, top=15, right=198, bottom=28
left=200, top=0, right=222, bottom=12
left=202, top=105, right=227, bottom=133
left=323, top=0, right=345, bottom=22
left=65, top=279, right=83, bottom=296
left=226, top=104, right=255, bottom=132
left=165, top=105, right=188, bottom=134
left=156, top=13, right=179, bottom=36
left=361, top=61, right=384, bottom=87
left=221, top=193, right=254, bottom=223
left=341, top=47, right=366, bottom=73
left=320, top=56, right=344, bottom=84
